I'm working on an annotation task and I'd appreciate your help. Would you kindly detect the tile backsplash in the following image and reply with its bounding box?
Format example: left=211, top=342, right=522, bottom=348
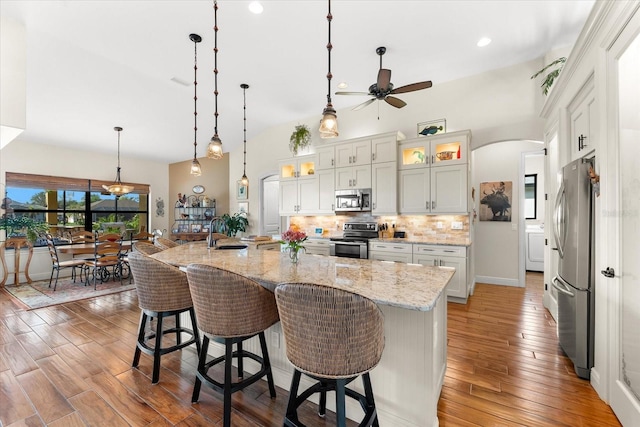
left=289, top=214, right=470, bottom=239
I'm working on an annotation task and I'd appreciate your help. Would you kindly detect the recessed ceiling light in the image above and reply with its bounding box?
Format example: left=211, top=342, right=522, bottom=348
left=337, top=82, right=348, bottom=89
left=477, top=37, right=492, bottom=47
left=248, top=1, right=263, bottom=14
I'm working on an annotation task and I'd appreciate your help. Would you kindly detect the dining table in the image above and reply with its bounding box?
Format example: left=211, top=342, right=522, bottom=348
left=57, top=241, right=133, bottom=255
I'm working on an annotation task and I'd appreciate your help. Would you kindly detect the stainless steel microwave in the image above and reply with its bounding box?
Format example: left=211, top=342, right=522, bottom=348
left=334, top=188, right=371, bottom=212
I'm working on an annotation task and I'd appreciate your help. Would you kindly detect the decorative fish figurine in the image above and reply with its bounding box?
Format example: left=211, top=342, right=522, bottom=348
left=419, top=125, right=443, bottom=135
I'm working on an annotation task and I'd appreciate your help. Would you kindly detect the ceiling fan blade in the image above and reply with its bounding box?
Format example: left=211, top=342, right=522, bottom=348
left=390, top=80, right=432, bottom=94
left=385, top=96, right=407, bottom=109
left=335, top=91, right=370, bottom=96
left=377, top=69, right=391, bottom=92
left=352, top=98, right=376, bottom=111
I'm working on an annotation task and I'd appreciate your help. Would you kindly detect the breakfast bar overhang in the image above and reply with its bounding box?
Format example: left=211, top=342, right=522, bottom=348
left=152, top=242, right=454, bottom=426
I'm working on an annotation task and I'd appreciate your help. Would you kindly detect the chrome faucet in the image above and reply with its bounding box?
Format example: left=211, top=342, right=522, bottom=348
left=207, top=217, right=228, bottom=248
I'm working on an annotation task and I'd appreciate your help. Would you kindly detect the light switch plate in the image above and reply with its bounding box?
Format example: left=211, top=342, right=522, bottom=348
left=451, top=221, right=463, bottom=230
left=436, top=222, right=443, bottom=229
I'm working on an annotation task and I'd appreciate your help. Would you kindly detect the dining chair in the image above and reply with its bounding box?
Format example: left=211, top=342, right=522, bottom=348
left=44, top=233, right=86, bottom=291
left=84, top=239, right=124, bottom=289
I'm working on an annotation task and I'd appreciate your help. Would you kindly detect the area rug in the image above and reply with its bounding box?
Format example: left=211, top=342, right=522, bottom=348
left=3, top=276, right=136, bottom=310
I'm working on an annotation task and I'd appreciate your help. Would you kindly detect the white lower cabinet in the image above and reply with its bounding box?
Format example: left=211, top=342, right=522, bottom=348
left=304, top=238, right=331, bottom=256
left=368, top=242, right=413, bottom=263
left=413, top=244, right=469, bottom=302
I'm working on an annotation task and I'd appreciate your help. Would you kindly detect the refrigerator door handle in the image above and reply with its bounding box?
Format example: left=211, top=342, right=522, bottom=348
left=552, top=276, right=575, bottom=297
left=553, top=182, right=566, bottom=259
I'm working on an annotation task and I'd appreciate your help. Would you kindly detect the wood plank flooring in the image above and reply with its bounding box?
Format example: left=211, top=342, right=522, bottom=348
left=0, top=272, right=621, bottom=426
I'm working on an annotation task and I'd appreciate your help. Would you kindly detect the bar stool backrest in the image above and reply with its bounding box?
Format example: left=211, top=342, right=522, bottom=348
left=186, top=264, right=279, bottom=338
left=275, top=283, right=385, bottom=379
left=154, top=237, right=179, bottom=250
left=134, top=241, right=162, bottom=256
left=128, top=251, right=193, bottom=312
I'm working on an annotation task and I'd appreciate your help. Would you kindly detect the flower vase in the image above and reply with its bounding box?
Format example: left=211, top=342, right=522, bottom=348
left=288, top=247, right=300, bottom=264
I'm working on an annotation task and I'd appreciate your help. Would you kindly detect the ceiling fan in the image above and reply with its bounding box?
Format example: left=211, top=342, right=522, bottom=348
left=336, top=46, right=432, bottom=111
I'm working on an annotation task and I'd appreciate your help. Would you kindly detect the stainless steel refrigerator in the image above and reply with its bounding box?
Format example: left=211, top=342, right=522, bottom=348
left=552, top=157, right=595, bottom=380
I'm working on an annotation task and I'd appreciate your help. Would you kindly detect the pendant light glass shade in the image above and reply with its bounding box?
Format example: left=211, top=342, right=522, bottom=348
left=103, top=126, right=134, bottom=196
left=189, top=33, right=202, bottom=176
left=208, top=0, right=224, bottom=159
left=240, top=83, right=249, bottom=187
left=207, top=135, right=223, bottom=159
left=319, top=0, right=338, bottom=138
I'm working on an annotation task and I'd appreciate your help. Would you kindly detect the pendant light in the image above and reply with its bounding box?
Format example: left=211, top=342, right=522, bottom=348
left=190, top=33, right=203, bottom=176
left=319, top=0, right=338, bottom=138
left=103, top=127, right=134, bottom=196
left=207, top=0, right=224, bottom=159
left=240, top=83, right=249, bottom=186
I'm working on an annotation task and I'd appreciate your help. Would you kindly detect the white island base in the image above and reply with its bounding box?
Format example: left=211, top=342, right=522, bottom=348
left=154, top=243, right=450, bottom=426
left=181, top=292, right=446, bottom=426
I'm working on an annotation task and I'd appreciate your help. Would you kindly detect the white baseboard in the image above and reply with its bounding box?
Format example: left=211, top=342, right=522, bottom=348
left=475, top=275, right=522, bottom=287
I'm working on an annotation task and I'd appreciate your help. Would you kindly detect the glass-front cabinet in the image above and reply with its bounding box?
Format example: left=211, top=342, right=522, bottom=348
left=279, top=155, right=316, bottom=180
left=400, top=130, right=469, bottom=168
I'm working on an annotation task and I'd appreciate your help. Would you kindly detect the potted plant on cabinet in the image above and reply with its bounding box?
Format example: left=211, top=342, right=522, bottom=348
left=289, top=124, right=311, bottom=155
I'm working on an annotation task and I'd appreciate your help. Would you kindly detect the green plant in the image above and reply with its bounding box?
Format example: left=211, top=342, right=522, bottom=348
left=222, top=212, right=249, bottom=237
left=531, top=57, right=566, bottom=95
left=289, top=124, right=311, bottom=155
left=0, top=215, right=49, bottom=242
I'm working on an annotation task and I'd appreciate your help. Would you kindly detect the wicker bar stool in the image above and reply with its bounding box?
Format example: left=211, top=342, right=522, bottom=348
left=133, top=241, right=162, bottom=256
left=275, top=283, right=385, bottom=427
left=128, top=251, right=201, bottom=384
left=185, top=264, right=279, bottom=427
left=154, top=237, right=179, bottom=251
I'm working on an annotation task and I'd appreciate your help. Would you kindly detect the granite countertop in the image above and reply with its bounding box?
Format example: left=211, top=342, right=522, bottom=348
left=152, top=242, right=454, bottom=312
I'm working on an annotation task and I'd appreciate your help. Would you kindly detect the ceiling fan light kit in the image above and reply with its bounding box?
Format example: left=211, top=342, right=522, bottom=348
left=207, top=0, right=224, bottom=159
left=336, top=46, right=433, bottom=111
left=319, top=0, right=338, bottom=138
left=103, top=126, right=134, bottom=197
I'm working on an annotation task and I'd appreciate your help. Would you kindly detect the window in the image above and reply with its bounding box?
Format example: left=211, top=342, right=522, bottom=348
left=3, top=173, right=149, bottom=246
left=524, top=174, right=537, bottom=220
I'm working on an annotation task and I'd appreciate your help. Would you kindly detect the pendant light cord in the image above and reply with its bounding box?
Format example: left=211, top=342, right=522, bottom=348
left=213, top=0, right=219, bottom=137
left=243, top=85, right=247, bottom=176
left=326, top=0, right=333, bottom=106
left=193, top=36, right=199, bottom=159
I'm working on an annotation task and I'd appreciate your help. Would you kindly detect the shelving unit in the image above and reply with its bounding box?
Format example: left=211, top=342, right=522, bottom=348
left=171, top=195, right=216, bottom=241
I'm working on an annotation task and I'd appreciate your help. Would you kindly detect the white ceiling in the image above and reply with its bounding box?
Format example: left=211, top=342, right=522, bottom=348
left=1, top=0, right=595, bottom=164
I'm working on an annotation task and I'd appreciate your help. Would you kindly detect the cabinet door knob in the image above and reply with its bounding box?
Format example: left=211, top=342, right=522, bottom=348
left=432, top=201, right=435, bottom=209
left=372, top=153, right=376, bottom=161
left=578, top=134, right=587, bottom=150
left=331, top=159, right=334, bottom=166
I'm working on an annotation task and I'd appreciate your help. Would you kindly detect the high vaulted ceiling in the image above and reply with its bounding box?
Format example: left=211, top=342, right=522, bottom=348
left=1, top=0, right=594, bottom=163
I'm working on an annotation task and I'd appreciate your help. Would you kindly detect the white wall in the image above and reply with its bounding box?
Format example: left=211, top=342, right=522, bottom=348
left=230, top=58, right=549, bottom=236
left=472, top=140, right=543, bottom=286
left=0, top=140, right=170, bottom=234
left=0, top=17, right=26, bottom=147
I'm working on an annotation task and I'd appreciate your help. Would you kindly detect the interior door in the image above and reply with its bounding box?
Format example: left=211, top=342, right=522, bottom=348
left=261, top=175, right=280, bottom=236
left=608, top=15, right=640, bottom=425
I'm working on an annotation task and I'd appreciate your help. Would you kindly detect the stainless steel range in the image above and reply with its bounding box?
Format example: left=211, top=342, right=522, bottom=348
left=329, top=222, right=378, bottom=259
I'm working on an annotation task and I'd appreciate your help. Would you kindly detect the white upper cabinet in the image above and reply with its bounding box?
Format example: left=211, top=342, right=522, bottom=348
left=335, top=140, right=372, bottom=167
left=315, top=145, right=335, bottom=170
left=568, top=76, right=597, bottom=161
left=371, top=134, right=398, bottom=163
left=279, top=155, right=316, bottom=180
left=371, top=161, right=397, bottom=215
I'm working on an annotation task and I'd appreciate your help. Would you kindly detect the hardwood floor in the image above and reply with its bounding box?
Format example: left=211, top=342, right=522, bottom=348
left=0, top=272, right=621, bottom=426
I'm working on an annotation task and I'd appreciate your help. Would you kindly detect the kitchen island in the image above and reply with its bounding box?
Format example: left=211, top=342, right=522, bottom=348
left=153, top=242, right=454, bottom=426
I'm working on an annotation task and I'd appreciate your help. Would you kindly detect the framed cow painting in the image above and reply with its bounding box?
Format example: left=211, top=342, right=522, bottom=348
left=479, top=181, right=512, bottom=222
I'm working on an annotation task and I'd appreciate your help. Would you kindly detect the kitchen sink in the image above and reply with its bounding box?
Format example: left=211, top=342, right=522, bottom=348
left=216, top=244, right=248, bottom=250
